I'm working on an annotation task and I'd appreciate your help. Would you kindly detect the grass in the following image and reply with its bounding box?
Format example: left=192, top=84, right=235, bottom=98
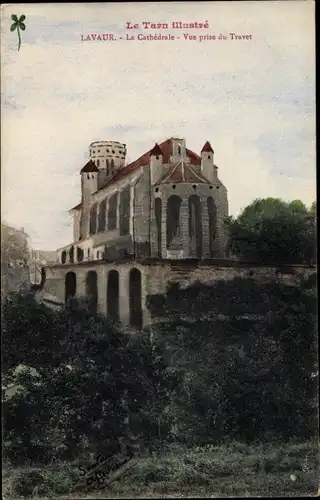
left=2, top=441, right=319, bottom=499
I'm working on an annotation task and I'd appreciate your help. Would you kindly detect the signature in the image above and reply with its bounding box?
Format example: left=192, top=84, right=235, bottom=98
left=77, top=449, right=138, bottom=490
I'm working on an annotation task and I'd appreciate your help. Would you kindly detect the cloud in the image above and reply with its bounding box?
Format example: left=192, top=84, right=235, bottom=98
left=1, top=1, right=316, bottom=249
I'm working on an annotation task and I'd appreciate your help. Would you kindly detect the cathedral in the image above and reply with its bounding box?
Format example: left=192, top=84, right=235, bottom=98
left=40, top=137, right=229, bottom=328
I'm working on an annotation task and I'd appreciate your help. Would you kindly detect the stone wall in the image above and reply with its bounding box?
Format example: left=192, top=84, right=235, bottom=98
left=41, top=259, right=315, bottom=329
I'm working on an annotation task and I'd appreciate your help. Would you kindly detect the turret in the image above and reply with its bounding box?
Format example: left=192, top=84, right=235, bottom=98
left=170, top=138, right=187, bottom=163
left=79, top=160, right=99, bottom=239
left=89, top=141, right=127, bottom=189
left=201, top=141, right=216, bottom=183
left=150, top=143, right=164, bottom=185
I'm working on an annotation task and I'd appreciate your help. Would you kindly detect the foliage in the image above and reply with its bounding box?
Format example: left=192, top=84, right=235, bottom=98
left=225, top=198, right=316, bottom=263
left=148, top=274, right=318, bottom=443
left=3, top=294, right=176, bottom=465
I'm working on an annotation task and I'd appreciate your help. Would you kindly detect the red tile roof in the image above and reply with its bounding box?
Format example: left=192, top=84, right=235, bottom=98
left=201, top=141, right=214, bottom=153
left=157, top=160, right=210, bottom=185
left=70, top=138, right=205, bottom=210
left=80, top=160, right=99, bottom=173
left=150, top=143, right=164, bottom=156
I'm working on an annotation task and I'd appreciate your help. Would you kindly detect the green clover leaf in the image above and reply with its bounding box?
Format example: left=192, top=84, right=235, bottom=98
left=10, top=14, right=27, bottom=51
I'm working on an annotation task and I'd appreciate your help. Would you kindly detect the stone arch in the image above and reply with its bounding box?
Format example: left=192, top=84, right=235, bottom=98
left=166, top=195, right=182, bottom=249
left=61, top=250, right=67, bottom=264
left=107, top=269, right=119, bottom=322
left=188, top=195, right=203, bottom=258
left=65, top=271, right=76, bottom=303
left=155, top=197, right=162, bottom=257
left=69, top=245, right=74, bottom=263
left=85, top=270, right=98, bottom=314
left=98, top=198, right=107, bottom=232
left=129, top=267, right=142, bottom=329
left=207, top=197, right=217, bottom=257
left=77, top=247, right=84, bottom=262
left=89, top=204, right=98, bottom=235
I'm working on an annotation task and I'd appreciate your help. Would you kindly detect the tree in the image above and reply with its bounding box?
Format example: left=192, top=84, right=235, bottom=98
left=148, top=275, right=317, bottom=443
left=3, top=295, right=176, bottom=465
left=225, top=198, right=316, bottom=264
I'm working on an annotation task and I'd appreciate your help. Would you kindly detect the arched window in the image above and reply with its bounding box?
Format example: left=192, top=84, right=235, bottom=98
left=65, top=271, right=76, bottom=303
left=107, top=270, right=119, bottom=322
left=61, top=250, right=67, bottom=264
left=188, top=195, right=203, bottom=258
left=69, top=245, right=74, bottom=263
left=207, top=197, right=217, bottom=257
left=108, top=193, right=118, bottom=231
left=155, top=197, right=162, bottom=257
left=129, top=268, right=142, bottom=328
left=98, top=199, right=107, bottom=232
left=166, top=195, right=182, bottom=249
left=119, top=186, right=130, bottom=236
left=85, top=270, right=98, bottom=314
left=77, top=247, right=84, bottom=262
left=89, top=204, right=98, bottom=235
left=177, top=145, right=181, bottom=155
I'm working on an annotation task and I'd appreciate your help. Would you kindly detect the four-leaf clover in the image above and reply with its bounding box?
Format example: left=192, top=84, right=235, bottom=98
left=10, top=14, right=26, bottom=51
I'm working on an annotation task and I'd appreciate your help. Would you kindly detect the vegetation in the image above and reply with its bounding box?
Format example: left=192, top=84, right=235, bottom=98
left=2, top=197, right=318, bottom=498
left=225, top=198, right=316, bottom=263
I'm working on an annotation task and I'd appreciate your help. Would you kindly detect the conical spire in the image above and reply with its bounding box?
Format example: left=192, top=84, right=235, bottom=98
left=150, top=143, right=163, bottom=156
left=201, top=141, right=214, bottom=153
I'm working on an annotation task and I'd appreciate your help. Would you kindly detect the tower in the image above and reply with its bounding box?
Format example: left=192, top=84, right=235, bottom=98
left=79, top=160, right=99, bottom=240
left=200, top=141, right=216, bottom=184
left=89, top=141, right=127, bottom=189
left=150, top=143, right=164, bottom=185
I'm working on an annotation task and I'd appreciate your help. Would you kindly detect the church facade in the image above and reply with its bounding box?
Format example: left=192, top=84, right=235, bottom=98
left=41, top=137, right=230, bottom=328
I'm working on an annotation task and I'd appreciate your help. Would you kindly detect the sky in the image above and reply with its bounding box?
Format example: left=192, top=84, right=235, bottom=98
left=1, top=1, right=316, bottom=250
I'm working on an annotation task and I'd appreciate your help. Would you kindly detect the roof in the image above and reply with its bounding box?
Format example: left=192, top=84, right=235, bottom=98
left=70, top=138, right=205, bottom=210
left=201, top=141, right=214, bottom=153
left=80, top=160, right=99, bottom=173
left=150, top=143, right=163, bottom=156
left=156, top=159, right=210, bottom=185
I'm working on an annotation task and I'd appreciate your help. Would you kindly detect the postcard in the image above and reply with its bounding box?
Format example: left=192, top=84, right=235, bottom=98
left=1, top=2, right=317, bottom=499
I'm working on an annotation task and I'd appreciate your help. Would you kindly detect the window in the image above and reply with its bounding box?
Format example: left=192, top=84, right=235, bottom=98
left=166, top=195, right=182, bottom=249
left=188, top=195, right=202, bottom=258
left=155, top=197, right=162, bottom=257
left=89, top=204, right=98, bottom=234
left=97, top=251, right=100, bottom=259
left=119, top=186, right=130, bottom=236
left=207, top=197, right=217, bottom=257
left=97, top=159, right=100, bottom=167
left=106, top=159, right=110, bottom=175
left=69, top=245, right=74, bottom=263
left=108, top=193, right=118, bottom=231
left=177, top=145, right=181, bottom=155
left=110, top=159, right=115, bottom=173
left=61, top=250, right=67, bottom=264
left=98, top=199, right=107, bottom=232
